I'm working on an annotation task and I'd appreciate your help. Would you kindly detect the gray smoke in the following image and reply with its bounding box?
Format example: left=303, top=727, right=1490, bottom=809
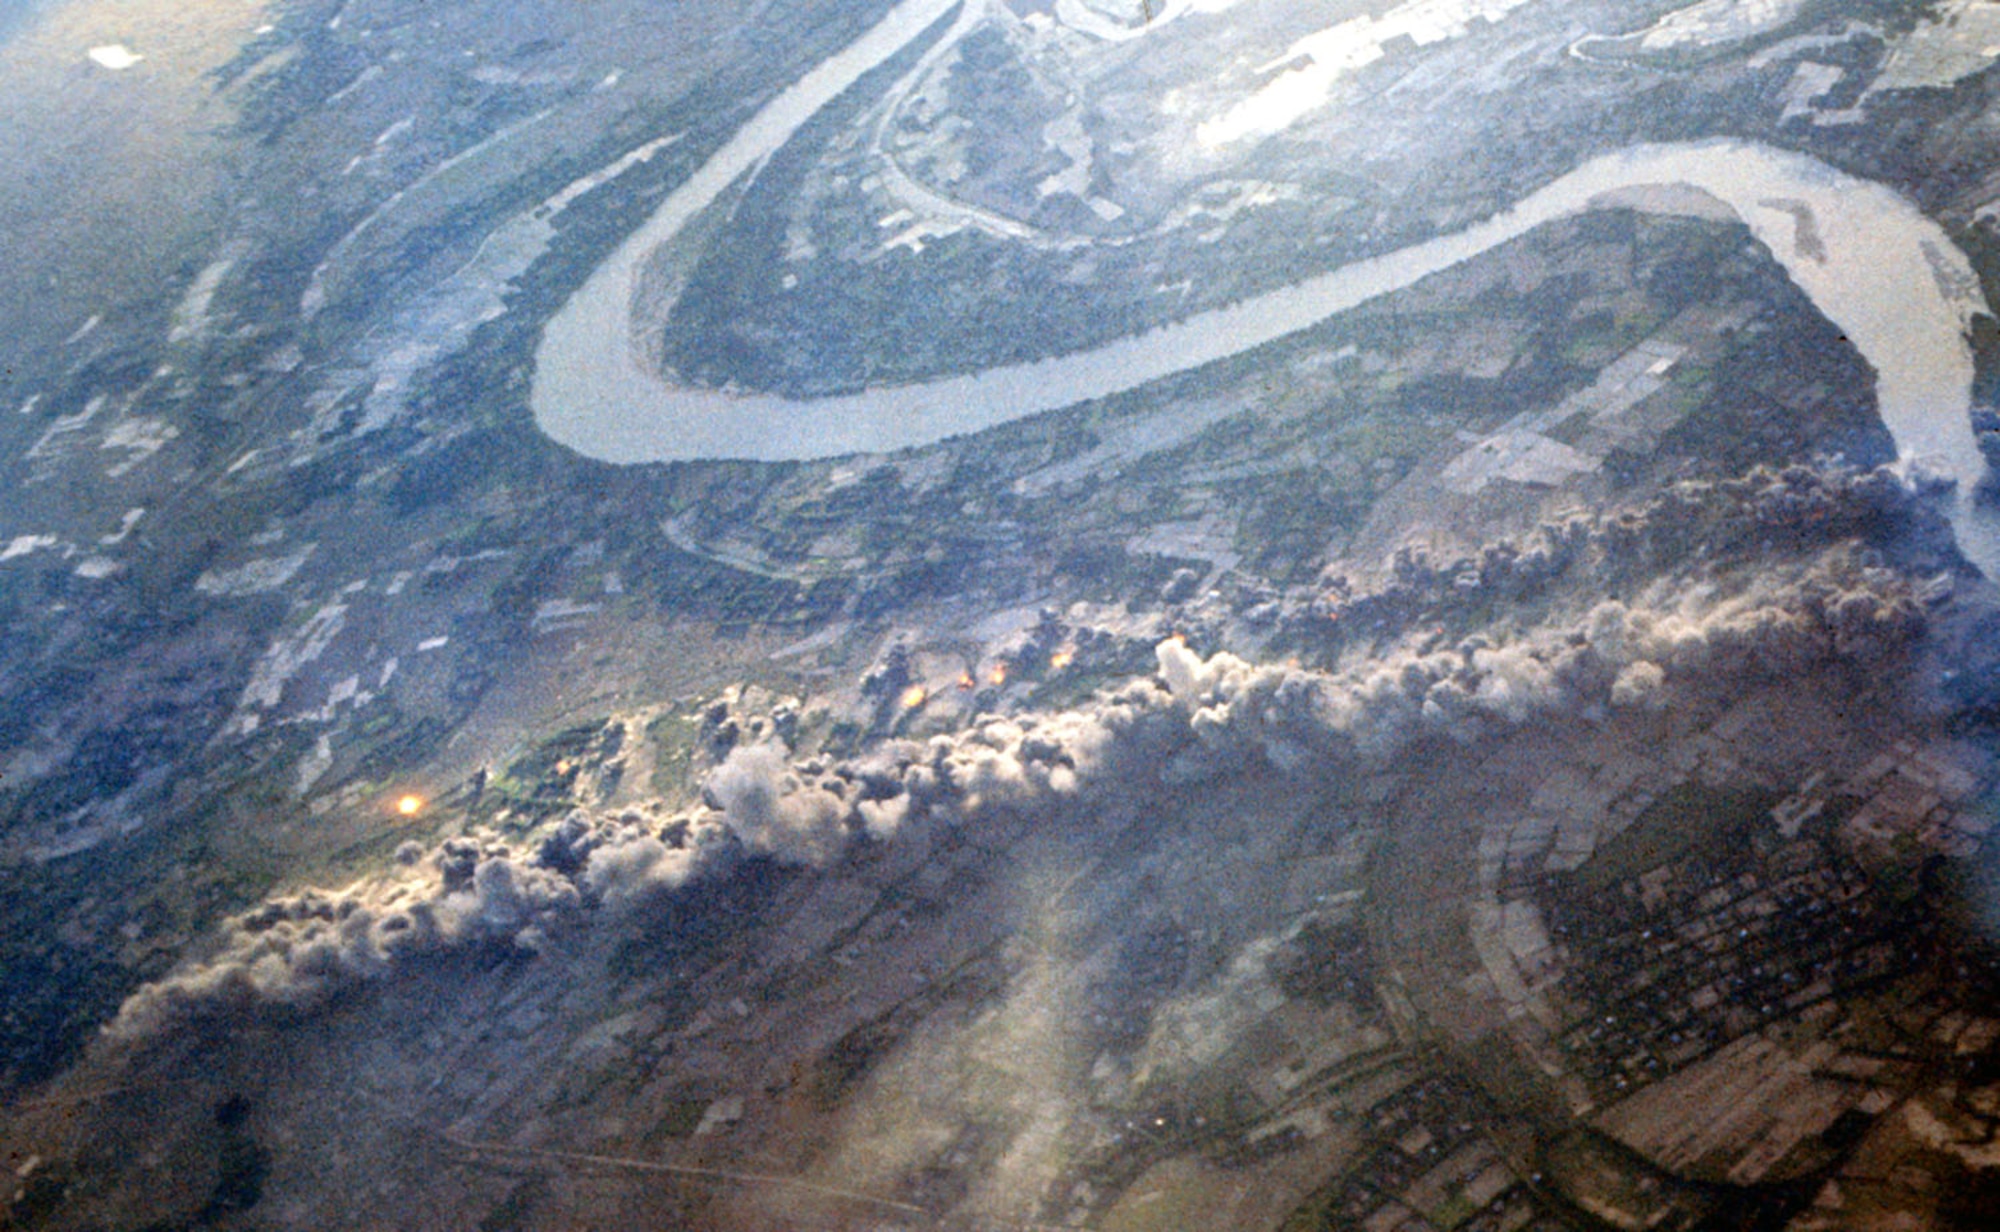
left=105, top=815, right=722, bottom=1041
left=105, top=537, right=1927, bottom=1044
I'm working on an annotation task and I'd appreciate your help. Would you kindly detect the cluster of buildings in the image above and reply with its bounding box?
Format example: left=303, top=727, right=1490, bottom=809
left=1284, top=1073, right=1564, bottom=1232
left=1544, top=829, right=1921, bottom=1118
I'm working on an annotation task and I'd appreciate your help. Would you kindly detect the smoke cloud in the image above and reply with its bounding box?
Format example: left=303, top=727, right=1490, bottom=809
left=106, top=526, right=1929, bottom=1047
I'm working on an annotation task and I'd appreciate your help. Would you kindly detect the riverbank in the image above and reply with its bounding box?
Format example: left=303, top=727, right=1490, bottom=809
left=528, top=0, right=2000, bottom=574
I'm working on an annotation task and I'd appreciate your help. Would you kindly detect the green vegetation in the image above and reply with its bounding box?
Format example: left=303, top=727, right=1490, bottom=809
left=344, top=713, right=451, bottom=785
left=474, top=720, right=616, bottom=826
left=646, top=704, right=707, bottom=797
left=1027, top=665, right=1122, bottom=713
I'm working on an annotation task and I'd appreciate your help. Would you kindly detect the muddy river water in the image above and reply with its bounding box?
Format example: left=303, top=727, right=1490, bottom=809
left=531, top=0, right=2000, bottom=575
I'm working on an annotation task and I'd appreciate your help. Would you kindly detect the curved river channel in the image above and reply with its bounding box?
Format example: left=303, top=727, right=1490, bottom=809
left=530, top=0, right=2000, bottom=576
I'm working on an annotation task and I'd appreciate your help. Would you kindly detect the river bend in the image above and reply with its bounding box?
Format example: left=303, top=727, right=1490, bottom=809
left=528, top=0, right=2000, bottom=574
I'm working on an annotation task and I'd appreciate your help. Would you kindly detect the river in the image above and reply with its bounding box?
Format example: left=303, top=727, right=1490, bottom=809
left=529, top=0, right=2000, bottom=576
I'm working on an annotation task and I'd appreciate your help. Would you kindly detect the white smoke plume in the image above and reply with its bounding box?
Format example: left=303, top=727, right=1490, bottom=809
left=105, top=539, right=1927, bottom=1045
left=1242, top=460, right=1948, bottom=657
left=706, top=742, right=851, bottom=867
left=106, top=814, right=725, bottom=1041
